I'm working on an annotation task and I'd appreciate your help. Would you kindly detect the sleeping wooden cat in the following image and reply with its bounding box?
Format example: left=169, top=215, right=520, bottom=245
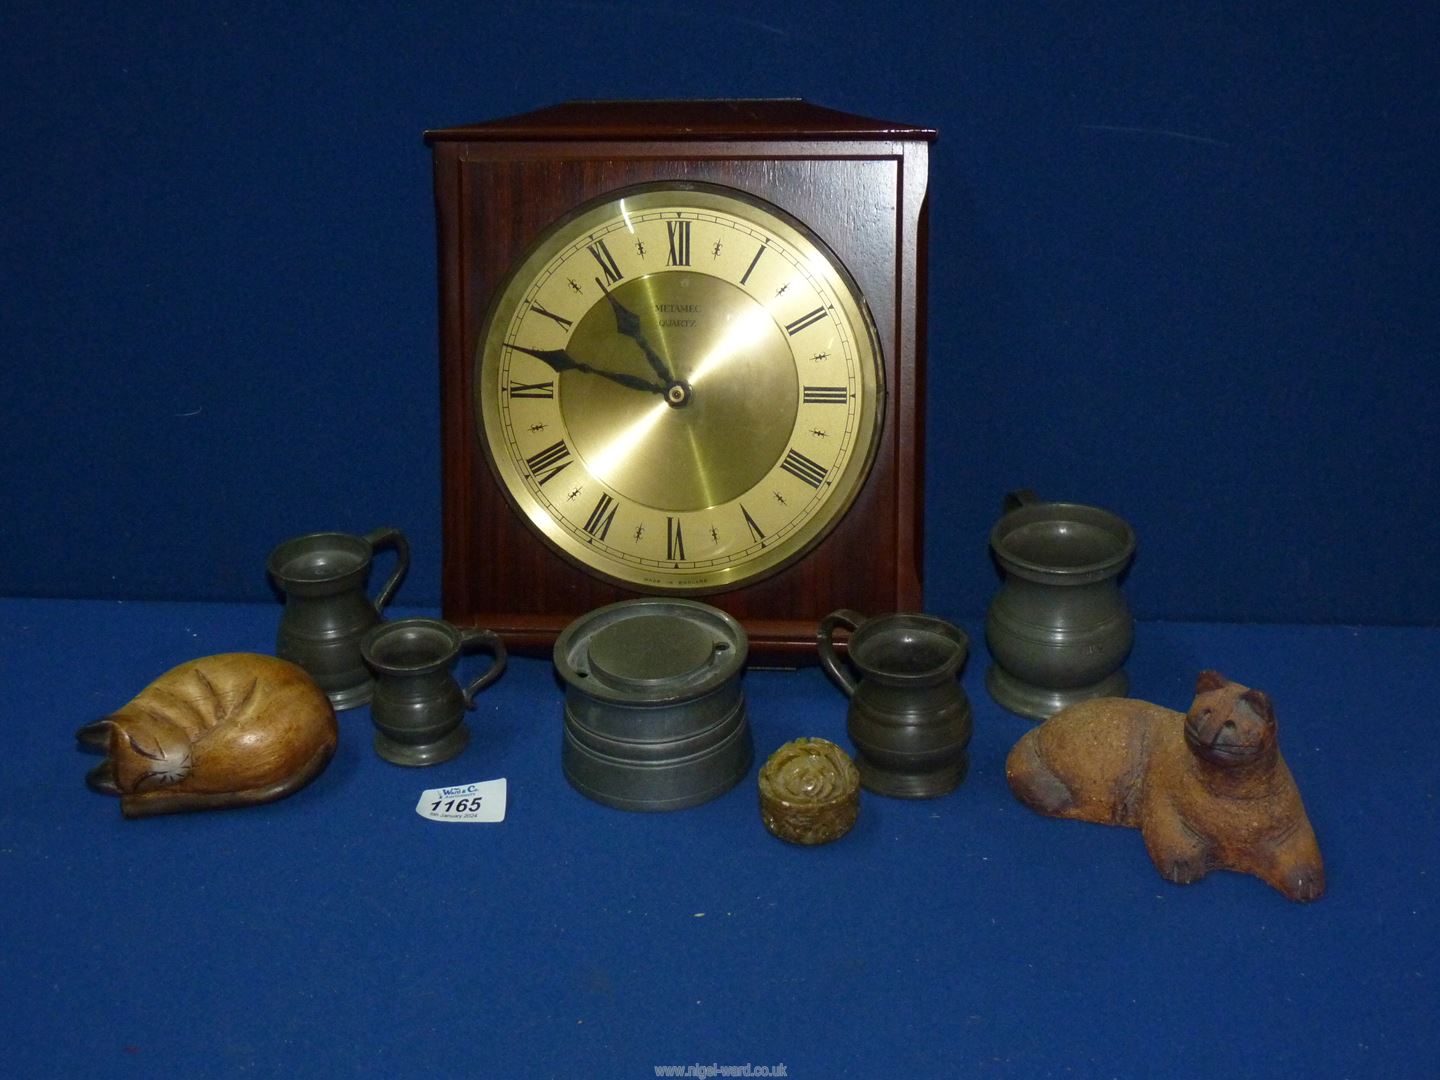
left=78, top=653, right=337, bottom=818
left=1005, top=671, right=1325, bottom=902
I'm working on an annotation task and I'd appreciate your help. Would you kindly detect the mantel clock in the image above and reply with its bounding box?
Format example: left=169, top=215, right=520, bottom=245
left=426, top=100, right=935, bottom=662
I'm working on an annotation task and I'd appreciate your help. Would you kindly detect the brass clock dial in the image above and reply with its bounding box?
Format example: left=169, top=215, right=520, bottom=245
left=476, top=183, right=884, bottom=593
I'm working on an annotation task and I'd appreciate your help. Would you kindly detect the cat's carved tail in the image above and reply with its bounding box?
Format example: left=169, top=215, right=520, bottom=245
left=1006, top=730, right=1078, bottom=817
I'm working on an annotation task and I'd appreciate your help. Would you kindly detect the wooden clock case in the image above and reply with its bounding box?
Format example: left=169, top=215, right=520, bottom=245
left=426, top=100, right=934, bottom=663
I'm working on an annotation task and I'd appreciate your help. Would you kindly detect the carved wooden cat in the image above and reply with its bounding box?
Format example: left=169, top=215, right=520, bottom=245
left=1005, top=671, right=1325, bottom=901
left=78, top=653, right=338, bottom=818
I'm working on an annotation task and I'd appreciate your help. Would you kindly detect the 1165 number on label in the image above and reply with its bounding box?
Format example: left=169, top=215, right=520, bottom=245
left=414, top=778, right=507, bottom=823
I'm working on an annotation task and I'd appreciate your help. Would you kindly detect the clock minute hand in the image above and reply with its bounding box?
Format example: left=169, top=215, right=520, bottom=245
left=508, top=343, right=666, bottom=394
left=599, top=284, right=675, bottom=384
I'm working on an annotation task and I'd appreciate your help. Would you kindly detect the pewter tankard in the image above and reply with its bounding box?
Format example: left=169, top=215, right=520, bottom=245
left=985, top=490, right=1136, bottom=720
left=268, top=527, right=410, bottom=710
left=818, top=609, right=973, bottom=799
left=362, top=617, right=506, bottom=766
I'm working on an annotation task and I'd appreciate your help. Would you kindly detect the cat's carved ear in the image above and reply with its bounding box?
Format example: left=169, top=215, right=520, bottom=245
left=1240, top=688, right=1275, bottom=723
left=1195, top=670, right=1231, bottom=695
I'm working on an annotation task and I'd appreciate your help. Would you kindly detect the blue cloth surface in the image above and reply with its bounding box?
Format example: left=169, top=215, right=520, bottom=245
left=2, top=599, right=1435, bottom=1077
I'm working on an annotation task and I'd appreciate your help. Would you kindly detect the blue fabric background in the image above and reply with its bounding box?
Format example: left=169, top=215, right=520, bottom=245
left=3, top=3, right=1436, bottom=623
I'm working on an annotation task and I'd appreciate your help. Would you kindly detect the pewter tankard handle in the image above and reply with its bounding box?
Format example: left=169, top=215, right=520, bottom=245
left=459, top=628, right=508, bottom=707
left=1002, top=489, right=1040, bottom=514
left=361, top=527, right=410, bottom=613
left=817, top=609, right=866, bottom=696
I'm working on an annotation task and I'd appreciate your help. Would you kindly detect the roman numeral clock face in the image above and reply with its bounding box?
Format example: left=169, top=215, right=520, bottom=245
left=476, top=183, right=883, bottom=592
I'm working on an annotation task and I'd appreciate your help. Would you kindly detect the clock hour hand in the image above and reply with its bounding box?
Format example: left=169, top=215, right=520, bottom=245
left=508, top=343, right=666, bottom=394
left=599, top=283, right=675, bottom=384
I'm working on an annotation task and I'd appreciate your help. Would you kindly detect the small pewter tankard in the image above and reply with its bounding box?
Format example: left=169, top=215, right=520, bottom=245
left=268, top=527, right=410, bottom=710
left=361, top=618, right=507, bottom=766
left=818, top=609, right=973, bottom=799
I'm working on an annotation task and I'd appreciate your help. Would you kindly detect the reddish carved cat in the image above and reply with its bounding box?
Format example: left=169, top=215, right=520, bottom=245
left=1005, top=671, right=1325, bottom=902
